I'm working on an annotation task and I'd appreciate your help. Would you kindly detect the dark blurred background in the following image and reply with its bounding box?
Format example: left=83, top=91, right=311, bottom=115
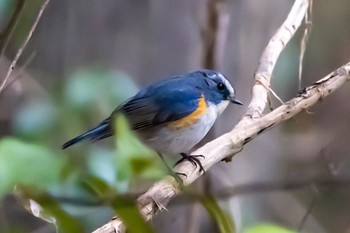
left=1, top=0, right=350, bottom=233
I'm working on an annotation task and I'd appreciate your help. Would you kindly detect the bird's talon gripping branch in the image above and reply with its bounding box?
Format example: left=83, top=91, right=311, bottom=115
left=175, top=172, right=187, bottom=178
left=175, top=153, right=205, bottom=173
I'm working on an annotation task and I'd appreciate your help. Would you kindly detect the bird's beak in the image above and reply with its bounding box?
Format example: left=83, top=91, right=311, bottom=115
left=229, top=96, right=243, bottom=105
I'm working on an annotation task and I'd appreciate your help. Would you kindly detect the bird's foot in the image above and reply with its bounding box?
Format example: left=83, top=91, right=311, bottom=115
left=174, top=153, right=205, bottom=173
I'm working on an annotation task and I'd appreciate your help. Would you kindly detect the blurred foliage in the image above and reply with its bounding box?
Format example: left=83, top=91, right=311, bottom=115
left=13, top=99, right=57, bottom=141
left=199, top=195, right=236, bottom=233
left=0, top=0, right=13, bottom=14
left=20, top=193, right=84, bottom=233
left=244, top=223, right=297, bottom=233
left=111, top=196, right=154, bottom=233
left=115, top=114, right=165, bottom=181
left=64, top=68, right=138, bottom=113
left=0, top=65, right=242, bottom=232
left=0, top=138, right=65, bottom=197
left=0, top=67, right=164, bottom=232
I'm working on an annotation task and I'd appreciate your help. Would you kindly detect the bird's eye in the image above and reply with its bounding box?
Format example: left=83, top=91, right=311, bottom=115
left=217, top=83, right=225, bottom=91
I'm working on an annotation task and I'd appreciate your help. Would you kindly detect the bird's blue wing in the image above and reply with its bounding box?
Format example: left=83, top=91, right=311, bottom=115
left=119, top=79, right=202, bottom=130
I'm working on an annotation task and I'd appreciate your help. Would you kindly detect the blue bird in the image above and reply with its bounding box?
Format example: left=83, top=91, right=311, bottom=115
left=62, top=69, right=242, bottom=172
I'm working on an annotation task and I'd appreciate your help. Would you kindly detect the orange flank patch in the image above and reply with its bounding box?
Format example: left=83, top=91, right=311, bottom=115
left=168, top=96, right=207, bottom=130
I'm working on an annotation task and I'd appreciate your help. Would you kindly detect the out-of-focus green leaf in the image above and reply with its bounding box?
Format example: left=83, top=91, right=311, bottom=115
left=114, top=115, right=166, bottom=182
left=244, top=223, right=298, bottom=233
left=0, top=0, right=13, bottom=13
left=13, top=100, right=57, bottom=139
left=112, top=196, right=154, bottom=233
left=24, top=191, right=83, bottom=233
left=20, top=197, right=57, bottom=224
left=80, top=174, right=116, bottom=199
left=64, top=68, right=138, bottom=114
left=88, top=147, right=116, bottom=184
left=199, top=195, right=235, bottom=233
left=0, top=138, right=65, bottom=199
left=88, top=146, right=129, bottom=193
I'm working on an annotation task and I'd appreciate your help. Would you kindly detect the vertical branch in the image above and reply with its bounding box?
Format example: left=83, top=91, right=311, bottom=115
left=200, top=0, right=230, bottom=70
left=199, top=0, right=230, bottom=145
left=189, top=1, right=230, bottom=228
left=0, top=0, right=28, bottom=58
left=0, top=0, right=51, bottom=94
left=298, top=0, right=313, bottom=90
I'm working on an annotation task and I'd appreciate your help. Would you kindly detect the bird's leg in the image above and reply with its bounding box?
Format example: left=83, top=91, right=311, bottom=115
left=157, top=152, right=172, bottom=173
left=174, top=153, right=205, bottom=173
left=156, top=152, right=186, bottom=184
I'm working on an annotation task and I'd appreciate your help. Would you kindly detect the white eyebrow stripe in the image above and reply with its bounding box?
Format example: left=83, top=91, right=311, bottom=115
left=218, top=72, right=235, bottom=96
left=207, top=71, right=235, bottom=96
left=225, top=79, right=235, bottom=95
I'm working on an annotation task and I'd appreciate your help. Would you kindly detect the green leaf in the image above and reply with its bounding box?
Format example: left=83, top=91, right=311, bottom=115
left=23, top=190, right=83, bottom=233
left=64, top=68, right=138, bottom=113
left=80, top=174, right=116, bottom=198
left=199, top=195, right=235, bottom=233
left=0, top=138, right=65, bottom=199
left=114, top=115, right=166, bottom=181
left=13, top=100, right=57, bottom=139
left=244, top=223, right=298, bottom=233
left=111, top=196, right=154, bottom=233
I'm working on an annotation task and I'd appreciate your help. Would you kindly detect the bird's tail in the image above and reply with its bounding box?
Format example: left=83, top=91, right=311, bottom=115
left=62, top=118, right=112, bottom=149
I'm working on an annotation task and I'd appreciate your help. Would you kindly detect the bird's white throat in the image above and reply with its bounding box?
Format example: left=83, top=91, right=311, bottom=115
left=213, top=100, right=229, bottom=116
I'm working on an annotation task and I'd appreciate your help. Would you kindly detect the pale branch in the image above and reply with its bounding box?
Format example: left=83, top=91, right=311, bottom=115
left=0, top=0, right=50, bottom=94
left=93, top=0, right=313, bottom=232
left=175, top=62, right=350, bottom=185
left=0, top=51, right=36, bottom=95
left=244, top=0, right=310, bottom=121
left=94, top=62, right=350, bottom=233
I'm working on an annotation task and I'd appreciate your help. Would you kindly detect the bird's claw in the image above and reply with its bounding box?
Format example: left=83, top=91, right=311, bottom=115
left=174, top=153, right=205, bottom=173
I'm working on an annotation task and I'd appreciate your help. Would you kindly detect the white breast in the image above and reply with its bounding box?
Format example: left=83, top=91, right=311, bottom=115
left=143, top=100, right=229, bottom=155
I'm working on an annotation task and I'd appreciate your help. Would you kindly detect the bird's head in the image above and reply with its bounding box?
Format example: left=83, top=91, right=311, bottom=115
left=197, top=69, right=242, bottom=114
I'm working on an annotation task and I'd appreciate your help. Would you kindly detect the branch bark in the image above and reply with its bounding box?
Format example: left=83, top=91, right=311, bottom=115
left=91, top=0, right=350, bottom=232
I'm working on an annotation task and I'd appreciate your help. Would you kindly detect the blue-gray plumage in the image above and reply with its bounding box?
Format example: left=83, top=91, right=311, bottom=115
left=62, top=70, right=242, bottom=168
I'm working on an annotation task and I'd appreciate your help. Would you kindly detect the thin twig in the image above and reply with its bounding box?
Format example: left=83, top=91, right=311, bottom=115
left=298, top=0, right=313, bottom=90
left=297, top=195, right=319, bottom=231
left=0, top=51, right=36, bottom=95
left=0, top=0, right=50, bottom=94
left=298, top=147, right=336, bottom=231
